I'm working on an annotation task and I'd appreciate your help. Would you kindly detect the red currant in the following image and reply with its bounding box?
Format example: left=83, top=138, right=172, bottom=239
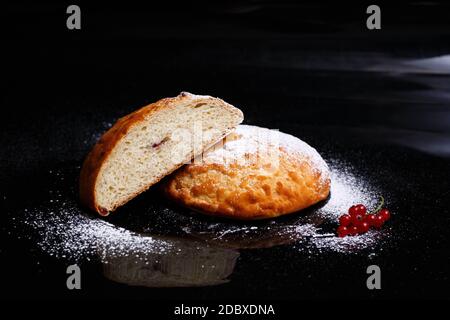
left=357, top=222, right=370, bottom=234
left=339, top=214, right=352, bottom=227
left=364, top=214, right=377, bottom=226
left=337, top=226, right=349, bottom=237
left=338, top=198, right=390, bottom=238
left=372, top=215, right=385, bottom=229
left=348, top=205, right=358, bottom=216
left=348, top=204, right=367, bottom=217
left=348, top=225, right=359, bottom=236
left=379, top=208, right=391, bottom=222
left=356, top=204, right=367, bottom=215
left=351, top=213, right=365, bottom=226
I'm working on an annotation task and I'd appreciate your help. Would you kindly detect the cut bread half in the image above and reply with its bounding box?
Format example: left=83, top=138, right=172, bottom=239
left=80, top=92, right=244, bottom=215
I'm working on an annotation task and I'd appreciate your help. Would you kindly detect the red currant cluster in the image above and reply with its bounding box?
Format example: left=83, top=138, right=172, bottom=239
left=337, top=198, right=391, bottom=237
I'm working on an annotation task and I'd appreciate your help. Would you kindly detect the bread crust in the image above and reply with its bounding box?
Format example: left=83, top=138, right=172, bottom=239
left=164, top=125, right=331, bottom=220
left=79, top=92, right=243, bottom=215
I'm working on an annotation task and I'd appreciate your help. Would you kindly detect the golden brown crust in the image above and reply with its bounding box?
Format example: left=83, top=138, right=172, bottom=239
left=164, top=125, right=331, bottom=220
left=79, top=92, right=243, bottom=215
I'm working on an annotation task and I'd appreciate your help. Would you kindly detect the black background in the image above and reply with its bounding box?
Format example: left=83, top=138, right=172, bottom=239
left=2, top=1, right=450, bottom=305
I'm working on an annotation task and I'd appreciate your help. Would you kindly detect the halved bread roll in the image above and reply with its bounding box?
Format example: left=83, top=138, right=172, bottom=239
left=80, top=92, right=244, bottom=215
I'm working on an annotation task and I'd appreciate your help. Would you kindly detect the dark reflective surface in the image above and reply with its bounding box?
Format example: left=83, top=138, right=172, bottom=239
left=2, top=2, right=450, bottom=300
left=102, top=235, right=239, bottom=288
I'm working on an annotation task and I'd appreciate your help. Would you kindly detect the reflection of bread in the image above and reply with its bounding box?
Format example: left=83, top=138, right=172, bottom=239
left=80, top=92, right=243, bottom=215
left=103, top=238, right=239, bottom=287
left=164, top=125, right=330, bottom=220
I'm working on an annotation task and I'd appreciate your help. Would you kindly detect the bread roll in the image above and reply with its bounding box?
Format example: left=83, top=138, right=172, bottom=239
left=80, top=92, right=243, bottom=215
left=164, top=125, right=330, bottom=219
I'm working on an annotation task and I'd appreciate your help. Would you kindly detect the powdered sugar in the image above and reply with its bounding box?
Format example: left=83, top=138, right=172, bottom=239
left=181, top=157, right=384, bottom=253
left=11, top=152, right=383, bottom=264
left=320, top=158, right=379, bottom=220
left=309, top=230, right=384, bottom=254
left=198, top=125, right=330, bottom=185
left=18, top=200, right=172, bottom=262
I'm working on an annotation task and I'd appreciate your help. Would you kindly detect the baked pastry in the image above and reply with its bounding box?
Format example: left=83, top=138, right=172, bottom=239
left=164, top=125, right=330, bottom=219
left=80, top=92, right=243, bottom=215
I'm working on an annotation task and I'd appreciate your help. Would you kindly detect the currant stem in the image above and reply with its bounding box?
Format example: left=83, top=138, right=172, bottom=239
left=369, top=196, right=384, bottom=215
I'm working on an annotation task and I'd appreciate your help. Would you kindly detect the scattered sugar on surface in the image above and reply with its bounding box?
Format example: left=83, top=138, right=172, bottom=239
left=17, top=199, right=171, bottom=262
left=181, top=157, right=384, bottom=253
left=12, top=155, right=383, bottom=261
left=319, top=158, right=379, bottom=220
left=309, top=230, right=385, bottom=254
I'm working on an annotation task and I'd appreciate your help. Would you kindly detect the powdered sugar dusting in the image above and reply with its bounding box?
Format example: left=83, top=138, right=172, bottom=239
left=320, top=158, right=379, bottom=220
left=274, top=127, right=330, bottom=185
left=181, top=157, right=384, bottom=253
left=17, top=200, right=172, bottom=262
left=199, top=125, right=330, bottom=185
left=11, top=154, right=383, bottom=262
left=309, top=230, right=385, bottom=254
